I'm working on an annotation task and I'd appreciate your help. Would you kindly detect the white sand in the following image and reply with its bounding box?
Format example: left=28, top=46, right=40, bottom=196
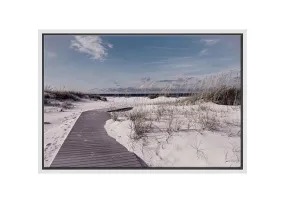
left=104, top=101, right=241, bottom=167
left=44, top=96, right=241, bottom=167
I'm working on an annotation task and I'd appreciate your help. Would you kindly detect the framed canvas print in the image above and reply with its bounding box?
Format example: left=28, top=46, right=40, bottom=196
left=40, top=30, right=245, bottom=170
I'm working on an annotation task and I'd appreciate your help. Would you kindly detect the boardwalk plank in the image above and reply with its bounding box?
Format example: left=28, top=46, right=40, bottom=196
left=52, top=154, right=139, bottom=165
left=50, top=110, right=146, bottom=168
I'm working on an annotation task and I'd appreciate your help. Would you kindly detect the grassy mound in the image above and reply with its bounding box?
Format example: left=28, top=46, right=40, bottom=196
left=44, top=90, right=108, bottom=105
left=44, top=90, right=81, bottom=101
left=181, top=87, right=240, bottom=106
left=206, top=87, right=240, bottom=105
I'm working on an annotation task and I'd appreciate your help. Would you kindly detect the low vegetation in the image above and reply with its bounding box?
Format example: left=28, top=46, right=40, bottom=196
left=192, top=87, right=240, bottom=105
left=110, top=112, right=119, bottom=121
left=102, top=71, right=241, bottom=167
left=148, top=94, right=159, bottom=99
left=109, top=110, right=153, bottom=140
left=61, top=101, right=74, bottom=109
left=129, top=119, right=153, bottom=140
left=44, top=88, right=108, bottom=107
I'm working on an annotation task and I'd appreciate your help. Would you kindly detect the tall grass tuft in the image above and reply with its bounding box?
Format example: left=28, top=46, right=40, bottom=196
left=127, top=109, right=153, bottom=140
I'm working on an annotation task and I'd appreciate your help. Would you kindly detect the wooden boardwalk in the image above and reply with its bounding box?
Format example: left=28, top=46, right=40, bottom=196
left=50, top=110, right=147, bottom=168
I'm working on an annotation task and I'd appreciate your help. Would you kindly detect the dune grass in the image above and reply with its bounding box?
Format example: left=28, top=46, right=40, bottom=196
left=107, top=71, right=241, bottom=142
left=44, top=87, right=107, bottom=104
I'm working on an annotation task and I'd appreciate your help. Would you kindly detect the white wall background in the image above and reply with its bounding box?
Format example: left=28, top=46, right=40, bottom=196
left=0, top=0, right=284, bottom=203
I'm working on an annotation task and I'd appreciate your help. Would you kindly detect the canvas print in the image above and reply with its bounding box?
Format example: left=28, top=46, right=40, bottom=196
left=43, top=33, right=242, bottom=169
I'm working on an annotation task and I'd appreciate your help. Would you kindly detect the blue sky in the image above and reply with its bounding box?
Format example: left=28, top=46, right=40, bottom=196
left=44, top=35, right=241, bottom=91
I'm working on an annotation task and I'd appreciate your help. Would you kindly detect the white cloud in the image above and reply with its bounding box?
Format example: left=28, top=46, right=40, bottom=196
left=70, top=36, right=113, bottom=61
left=199, top=48, right=209, bottom=56
left=46, top=51, right=57, bottom=58
left=200, top=39, right=220, bottom=46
